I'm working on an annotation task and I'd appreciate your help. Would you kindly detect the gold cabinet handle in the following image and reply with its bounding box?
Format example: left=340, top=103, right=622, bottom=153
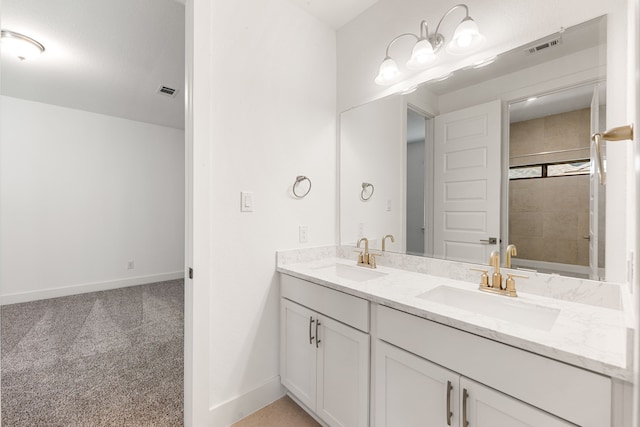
left=446, top=380, right=453, bottom=426
left=315, top=320, right=321, bottom=348
left=309, top=316, right=315, bottom=345
left=462, top=388, right=469, bottom=427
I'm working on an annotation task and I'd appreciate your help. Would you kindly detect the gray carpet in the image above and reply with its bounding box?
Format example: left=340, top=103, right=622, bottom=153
left=1, top=280, right=184, bottom=426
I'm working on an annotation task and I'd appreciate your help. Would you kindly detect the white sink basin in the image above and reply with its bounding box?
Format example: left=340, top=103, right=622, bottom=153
left=416, top=286, right=560, bottom=331
left=314, top=263, right=388, bottom=282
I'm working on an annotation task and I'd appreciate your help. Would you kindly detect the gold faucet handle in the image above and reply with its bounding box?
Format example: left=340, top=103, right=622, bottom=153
left=369, top=253, right=377, bottom=268
left=504, top=273, right=528, bottom=297
left=470, top=268, right=489, bottom=287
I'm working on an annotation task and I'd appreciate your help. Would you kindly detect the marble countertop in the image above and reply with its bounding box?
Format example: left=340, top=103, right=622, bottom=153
left=277, top=257, right=633, bottom=381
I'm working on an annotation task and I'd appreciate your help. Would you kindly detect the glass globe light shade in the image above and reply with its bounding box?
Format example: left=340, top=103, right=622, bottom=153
left=406, top=39, right=435, bottom=70
left=374, top=57, right=400, bottom=85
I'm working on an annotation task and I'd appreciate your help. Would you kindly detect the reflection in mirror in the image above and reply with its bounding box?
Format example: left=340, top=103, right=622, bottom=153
left=339, top=16, right=607, bottom=279
left=507, top=84, right=606, bottom=280
left=406, top=108, right=429, bottom=256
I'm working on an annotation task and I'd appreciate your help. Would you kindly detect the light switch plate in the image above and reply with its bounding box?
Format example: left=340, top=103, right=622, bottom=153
left=241, top=191, right=253, bottom=212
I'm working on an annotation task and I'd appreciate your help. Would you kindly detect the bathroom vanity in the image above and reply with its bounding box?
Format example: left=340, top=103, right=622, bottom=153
left=277, top=247, right=634, bottom=427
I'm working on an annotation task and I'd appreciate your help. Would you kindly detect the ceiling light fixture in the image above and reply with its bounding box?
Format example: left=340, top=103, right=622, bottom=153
left=1, top=30, right=45, bottom=61
left=375, top=4, right=485, bottom=85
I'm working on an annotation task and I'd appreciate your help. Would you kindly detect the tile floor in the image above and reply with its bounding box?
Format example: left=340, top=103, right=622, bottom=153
left=231, top=396, right=321, bottom=427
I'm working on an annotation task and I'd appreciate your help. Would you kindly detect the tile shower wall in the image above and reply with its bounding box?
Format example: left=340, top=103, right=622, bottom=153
left=509, top=108, right=598, bottom=267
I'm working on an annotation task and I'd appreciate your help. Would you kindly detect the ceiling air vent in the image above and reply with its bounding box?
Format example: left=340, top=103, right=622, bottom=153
left=157, top=85, right=178, bottom=98
left=524, top=37, right=563, bottom=55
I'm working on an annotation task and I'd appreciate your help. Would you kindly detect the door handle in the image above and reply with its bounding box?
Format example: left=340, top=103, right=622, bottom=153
left=309, top=316, right=315, bottom=345
left=591, top=124, right=634, bottom=185
left=446, top=381, right=453, bottom=426
left=462, top=388, right=469, bottom=427
left=315, top=320, right=321, bottom=348
left=479, top=237, right=497, bottom=244
left=583, top=235, right=591, bottom=241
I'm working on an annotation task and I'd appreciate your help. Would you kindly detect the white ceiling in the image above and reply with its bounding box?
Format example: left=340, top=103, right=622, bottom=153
left=509, top=83, right=606, bottom=124
left=287, top=0, right=379, bottom=29
left=1, top=0, right=185, bottom=129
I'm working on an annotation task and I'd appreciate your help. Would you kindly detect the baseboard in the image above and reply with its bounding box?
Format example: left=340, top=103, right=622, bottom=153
left=209, top=376, right=285, bottom=427
left=0, top=271, right=184, bottom=305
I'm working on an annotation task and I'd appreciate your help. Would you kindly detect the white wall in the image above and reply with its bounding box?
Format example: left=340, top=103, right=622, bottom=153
left=337, top=0, right=631, bottom=283
left=205, top=0, right=336, bottom=424
left=437, top=46, right=606, bottom=114
left=0, top=96, right=185, bottom=304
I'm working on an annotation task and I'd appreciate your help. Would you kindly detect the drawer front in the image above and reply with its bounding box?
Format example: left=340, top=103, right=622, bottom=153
left=377, top=305, right=611, bottom=427
left=281, top=274, right=369, bottom=332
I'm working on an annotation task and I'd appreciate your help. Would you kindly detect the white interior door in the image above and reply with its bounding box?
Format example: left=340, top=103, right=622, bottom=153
left=433, top=100, right=502, bottom=264
left=631, top=1, right=640, bottom=425
left=589, top=85, right=601, bottom=280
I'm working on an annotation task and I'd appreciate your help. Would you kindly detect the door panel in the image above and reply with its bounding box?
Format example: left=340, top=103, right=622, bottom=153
left=461, top=377, right=572, bottom=427
left=376, top=340, right=459, bottom=427
left=434, top=100, right=502, bottom=263
left=316, top=315, right=369, bottom=427
left=589, top=85, right=601, bottom=280
left=280, top=299, right=317, bottom=411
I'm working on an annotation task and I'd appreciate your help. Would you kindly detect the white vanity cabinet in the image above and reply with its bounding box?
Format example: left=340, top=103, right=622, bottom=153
left=376, top=305, right=612, bottom=427
left=375, top=340, right=459, bottom=426
left=376, top=340, right=571, bottom=427
left=461, top=377, right=572, bottom=427
left=280, top=275, right=370, bottom=427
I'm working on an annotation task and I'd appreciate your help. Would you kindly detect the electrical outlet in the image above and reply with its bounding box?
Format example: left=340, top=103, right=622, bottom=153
left=299, top=225, right=308, bottom=243
left=127, top=261, right=135, bottom=269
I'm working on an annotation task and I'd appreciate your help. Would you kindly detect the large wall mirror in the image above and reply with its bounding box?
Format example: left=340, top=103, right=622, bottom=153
left=339, top=16, right=607, bottom=280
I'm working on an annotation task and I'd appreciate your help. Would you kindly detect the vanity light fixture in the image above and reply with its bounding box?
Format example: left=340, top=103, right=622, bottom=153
left=375, top=4, right=485, bottom=85
left=1, top=30, right=45, bottom=61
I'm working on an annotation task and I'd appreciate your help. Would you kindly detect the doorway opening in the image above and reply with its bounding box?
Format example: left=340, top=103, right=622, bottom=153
left=506, top=82, right=606, bottom=279
left=406, top=106, right=433, bottom=257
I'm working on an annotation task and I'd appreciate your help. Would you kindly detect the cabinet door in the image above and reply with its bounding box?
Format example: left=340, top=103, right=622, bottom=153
left=376, top=340, right=459, bottom=427
left=280, top=299, right=317, bottom=411
left=316, top=314, right=370, bottom=427
left=460, top=377, right=573, bottom=427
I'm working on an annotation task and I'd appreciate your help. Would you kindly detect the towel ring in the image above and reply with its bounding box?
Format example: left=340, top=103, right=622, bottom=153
left=293, top=175, right=311, bottom=198
left=361, top=182, right=374, bottom=201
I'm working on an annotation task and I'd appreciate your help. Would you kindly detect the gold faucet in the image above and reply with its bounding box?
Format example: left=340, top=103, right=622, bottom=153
left=382, top=234, right=395, bottom=252
left=489, top=250, right=502, bottom=289
left=505, top=244, right=517, bottom=268
left=356, top=237, right=377, bottom=268
left=472, top=250, right=527, bottom=297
